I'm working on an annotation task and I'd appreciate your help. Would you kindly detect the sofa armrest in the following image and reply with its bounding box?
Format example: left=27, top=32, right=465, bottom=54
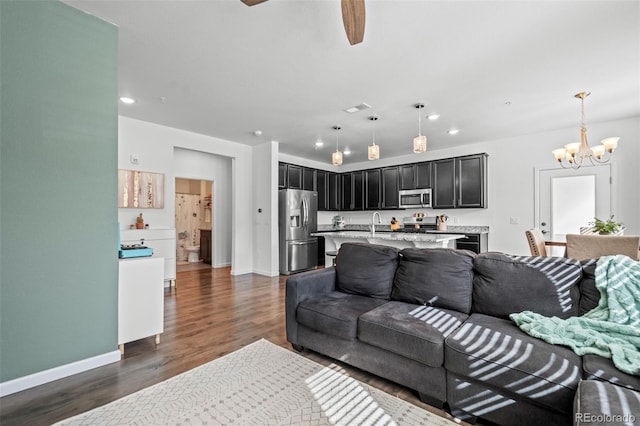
left=285, top=267, right=336, bottom=345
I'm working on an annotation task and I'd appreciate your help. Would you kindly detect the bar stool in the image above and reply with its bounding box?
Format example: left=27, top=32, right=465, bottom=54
left=326, top=250, right=338, bottom=266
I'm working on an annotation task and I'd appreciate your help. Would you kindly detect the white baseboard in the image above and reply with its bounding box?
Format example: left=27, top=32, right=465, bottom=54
left=253, top=268, right=279, bottom=277
left=0, top=350, right=121, bottom=397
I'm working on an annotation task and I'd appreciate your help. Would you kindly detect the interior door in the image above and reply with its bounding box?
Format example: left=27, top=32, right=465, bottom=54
left=536, top=165, right=611, bottom=249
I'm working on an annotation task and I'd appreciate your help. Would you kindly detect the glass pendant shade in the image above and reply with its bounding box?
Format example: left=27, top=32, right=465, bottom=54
left=368, top=144, right=379, bottom=160
left=332, top=150, right=343, bottom=166
left=413, top=135, right=427, bottom=153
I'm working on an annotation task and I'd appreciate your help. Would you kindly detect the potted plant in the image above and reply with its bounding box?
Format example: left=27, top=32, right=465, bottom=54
left=590, top=215, right=622, bottom=235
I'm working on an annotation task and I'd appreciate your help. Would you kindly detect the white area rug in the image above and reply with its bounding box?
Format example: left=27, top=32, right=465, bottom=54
left=57, top=339, right=457, bottom=425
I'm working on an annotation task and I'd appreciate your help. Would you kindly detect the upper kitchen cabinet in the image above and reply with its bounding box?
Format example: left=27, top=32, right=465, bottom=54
left=365, top=169, right=381, bottom=210
left=432, top=159, right=456, bottom=209
left=341, top=172, right=353, bottom=210
left=399, top=162, right=431, bottom=190
left=287, top=164, right=302, bottom=189
left=399, top=164, right=416, bottom=190
left=316, top=170, right=328, bottom=211
left=353, top=171, right=364, bottom=210
left=328, top=172, right=341, bottom=211
left=302, top=167, right=315, bottom=191
left=381, top=167, right=399, bottom=209
left=457, top=153, right=487, bottom=208
left=432, top=154, right=488, bottom=209
left=278, top=163, right=287, bottom=189
left=416, top=161, right=432, bottom=189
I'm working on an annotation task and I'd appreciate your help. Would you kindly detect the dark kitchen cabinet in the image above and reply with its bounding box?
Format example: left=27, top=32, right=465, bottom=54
left=353, top=171, right=364, bottom=210
left=328, top=172, right=341, bottom=211
left=341, top=173, right=353, bottom=210
left=432, top=159, right=456, bottom=209
left=278, top=163, right=287, bottom=189
left=316, top=170, right=328, bottom=211
left=432, top=154, right=487, bottom=209
left=399, top=162, right=431, bottom=190
left=365, top=169, right=381, bottom=209
left=455, top=233, right=488, bottom=254
left=381, top=167, right=399, bottom=209
left=287, top=164, right=302, bottom=189
left=399, top=164, right=416, bottom=190
left=302, top=167, right=315, bottom=191
left=416, top=161, right=432, bottom=188
left=200, top=229, right=212, bottom=264
left=457, top=154, right=487, bottom=208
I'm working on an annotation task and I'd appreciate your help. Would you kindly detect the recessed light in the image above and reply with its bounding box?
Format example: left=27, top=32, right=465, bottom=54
left=427, top=114, right=440, bottom=120
left=119, top=96, right=136, bottom=104
left=314, top=141, right=324, bottom=148
left=253, top=130, right=262, bottom=136
left=344, top=149, right=351, bottom=155
left=447, top=129, right=460, bottom=135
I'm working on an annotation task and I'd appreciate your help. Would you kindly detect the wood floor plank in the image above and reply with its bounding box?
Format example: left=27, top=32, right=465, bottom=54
left=0, top=266, right=463, bottom=425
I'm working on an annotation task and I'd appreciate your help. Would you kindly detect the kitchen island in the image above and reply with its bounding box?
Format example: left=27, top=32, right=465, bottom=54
left=313, top=230, right=465, bottom=266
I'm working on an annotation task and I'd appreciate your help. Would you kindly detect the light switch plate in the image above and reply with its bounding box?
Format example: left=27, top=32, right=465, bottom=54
left=510, top=217, right=519, bottom=225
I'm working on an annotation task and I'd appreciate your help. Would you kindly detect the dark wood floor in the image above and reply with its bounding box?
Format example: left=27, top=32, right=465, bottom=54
left=0, top=266, right=463, bottom=425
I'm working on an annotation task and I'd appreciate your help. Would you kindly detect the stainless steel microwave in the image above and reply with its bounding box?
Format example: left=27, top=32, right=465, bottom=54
left=399, top=188, right=432, bottom=209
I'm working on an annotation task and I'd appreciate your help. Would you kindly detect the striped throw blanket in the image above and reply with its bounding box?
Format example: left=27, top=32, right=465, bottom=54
left=510, top=255, right=640, bottom=375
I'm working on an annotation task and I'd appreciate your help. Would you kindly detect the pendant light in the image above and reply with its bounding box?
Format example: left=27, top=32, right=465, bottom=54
left=332, top=125, right=343, bottom=166
left=413, top=103, right=427, bottom=154
left=368, top=115, right=380, bottom=160
left=551, top=92, right=619, bottom=169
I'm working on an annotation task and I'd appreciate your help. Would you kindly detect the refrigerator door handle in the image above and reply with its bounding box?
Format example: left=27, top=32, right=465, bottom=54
left=289, top=241, right=307, bottom=245
left=302, top=198, right=308, bottom=228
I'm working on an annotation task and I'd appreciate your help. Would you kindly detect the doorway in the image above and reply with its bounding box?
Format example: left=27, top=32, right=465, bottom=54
left=535, top=165, right=611, bottom=254
left=175, top=178, right=213, bottom=269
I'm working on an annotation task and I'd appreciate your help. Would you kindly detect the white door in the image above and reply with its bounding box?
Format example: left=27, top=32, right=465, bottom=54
left=536, top=165, right=611, bottom=249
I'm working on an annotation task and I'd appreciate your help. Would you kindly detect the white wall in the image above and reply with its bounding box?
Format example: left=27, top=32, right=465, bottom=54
left=295, top=117, right=640, bottom=256
left=118, top=116, right=254, bottom=275
left=252, top=142, right=279, bottom=276
left=174, top=147, right=232, bottom=268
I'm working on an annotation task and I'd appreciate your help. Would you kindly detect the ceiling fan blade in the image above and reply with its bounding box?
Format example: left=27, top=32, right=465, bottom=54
left=240, top=0, right=269, bottom=6
left=341, top=0, right=365, bottom=45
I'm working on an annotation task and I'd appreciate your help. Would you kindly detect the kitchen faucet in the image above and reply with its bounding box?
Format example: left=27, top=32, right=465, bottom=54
left=371, top=211, right=382, bottom=237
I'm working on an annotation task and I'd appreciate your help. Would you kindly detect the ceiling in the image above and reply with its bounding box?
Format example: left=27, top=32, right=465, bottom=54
left=63, top=0, right=639, bottom=166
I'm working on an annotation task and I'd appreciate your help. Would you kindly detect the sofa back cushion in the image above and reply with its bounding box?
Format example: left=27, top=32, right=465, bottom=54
left=578, top=259, right=600, bottom=315
left=391, top=248, right=475, bottom=314
left=335, top=243, right=399, bottom=299
left=472, top=252, right=581, bottom=319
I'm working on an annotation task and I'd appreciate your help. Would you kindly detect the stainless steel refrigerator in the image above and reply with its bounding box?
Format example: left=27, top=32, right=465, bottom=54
left=279, top=189, right=318, bottom=275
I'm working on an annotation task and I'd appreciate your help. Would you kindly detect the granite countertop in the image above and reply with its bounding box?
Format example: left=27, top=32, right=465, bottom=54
left=317, top=224, right=489, bottom=234
left=312, top=230, right=465, bottom=243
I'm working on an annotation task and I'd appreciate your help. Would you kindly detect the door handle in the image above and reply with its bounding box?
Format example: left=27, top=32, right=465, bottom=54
left=541, top=230, right=548, bottom=235
left=289, top=241, right=308, bottom=245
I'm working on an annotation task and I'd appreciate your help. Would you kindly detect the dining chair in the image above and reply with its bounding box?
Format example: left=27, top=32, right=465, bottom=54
left=525, top=228, right=559, bottom=256
left=565, top=234, right=640, bottom=261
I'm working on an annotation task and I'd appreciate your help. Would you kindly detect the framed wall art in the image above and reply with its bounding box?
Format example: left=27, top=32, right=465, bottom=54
left=118, top=169, right=165, bottom=208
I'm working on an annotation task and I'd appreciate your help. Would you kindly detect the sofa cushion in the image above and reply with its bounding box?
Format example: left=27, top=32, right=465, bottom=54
left=391, top=248, right=475, bottom=314
left=582, top=354, right=640, bottom=392
left=358, top=301, right=468, bottom=368
left=472, top=253, right=581, bottom=319
left=574, top=380, right=640, bottom=426
left=335, top=243, right=399, bottom=300
left=578, top=259, right=600, bottom=315
left=445, top=313, right=582, bottom=414
left=296, top=291, right=388, bottom=341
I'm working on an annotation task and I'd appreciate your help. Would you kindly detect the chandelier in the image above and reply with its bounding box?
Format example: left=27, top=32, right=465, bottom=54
left=332, top=125, right=342, bottom=166
left=413, top=103, right=427, bottom=154
left=368, top=115, right=380, bottom=160
left=552, top=92, right=619, bottom=169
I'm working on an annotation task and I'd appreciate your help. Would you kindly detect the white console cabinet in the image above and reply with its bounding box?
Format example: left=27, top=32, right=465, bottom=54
left=121, top=228, right=176, bottom=287
left=118, top=257, right=164, bottom=355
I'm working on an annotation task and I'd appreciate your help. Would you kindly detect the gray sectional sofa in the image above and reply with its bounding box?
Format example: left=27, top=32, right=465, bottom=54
left=285, top=243, right=639, bottom=425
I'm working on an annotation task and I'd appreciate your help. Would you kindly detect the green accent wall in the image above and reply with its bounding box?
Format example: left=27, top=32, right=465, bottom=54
left=1, top=0, right=118, bottom=382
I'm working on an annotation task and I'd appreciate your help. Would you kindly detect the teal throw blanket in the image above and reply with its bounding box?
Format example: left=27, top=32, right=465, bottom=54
left=510, top=255, right=640, bottom=375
